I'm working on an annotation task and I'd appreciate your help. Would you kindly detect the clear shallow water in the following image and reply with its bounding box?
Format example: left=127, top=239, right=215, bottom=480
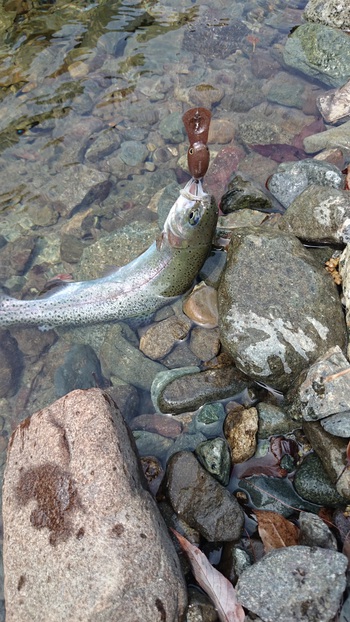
left=0, top=0, right=318, bottom=613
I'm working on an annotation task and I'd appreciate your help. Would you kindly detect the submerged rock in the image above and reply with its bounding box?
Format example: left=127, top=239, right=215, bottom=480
left=236, top=546, right=347, bottom=622
left=283, top=23, right=350, bottom=88
left=182, top=16, right=248, bottom=59
left=294, top=452, right=347, bottom=507
left=195, top=437, right=231, bottom=486
left=165, top=451, right=244, bottom=541
left=54, top=344, right=107, bottom=398
left=303, top=119, right=350, bottom=153
left=151, top=365, right=251, bottom=414
left=218, top=227, right=346, bottom=392
left=0, top=330, right=23, bottom=398
left=2, top=389, right=187, bottom=622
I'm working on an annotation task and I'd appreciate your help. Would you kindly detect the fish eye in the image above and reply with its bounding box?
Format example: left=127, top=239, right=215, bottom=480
left=188, top=207, right=201, bottom=226
left=189, top=147, right=194, bottom=155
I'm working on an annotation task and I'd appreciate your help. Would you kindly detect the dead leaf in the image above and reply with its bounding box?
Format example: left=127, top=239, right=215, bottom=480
left=172, top=529, right=245, bottom=622
left=255, top=509, right=299, bottom=552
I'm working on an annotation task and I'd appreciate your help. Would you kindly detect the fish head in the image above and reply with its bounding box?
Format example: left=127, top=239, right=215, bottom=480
left=162, top=184, right=218, bottom=250
left=187, top=142, right=210, bottom=179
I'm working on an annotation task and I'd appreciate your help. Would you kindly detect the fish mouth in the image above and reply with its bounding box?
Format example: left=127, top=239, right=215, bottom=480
left=181, top=178, right=208, bottom=200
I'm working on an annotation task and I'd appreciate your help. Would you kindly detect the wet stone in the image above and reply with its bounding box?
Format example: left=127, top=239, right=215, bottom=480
left=129, top=414, right=182, bottom=438
left=224, top=406, right=258, bottom=464
left=132, top=430, right=174, bottom=461
left=118, top=140, right=148, bottom=166
left=54, top=344, right=107, bottom=398
left=304, top=119, right=350, bottom=153
left=299, top=511, right=337, bottom=550
left=199, top=250, right=227, bottom=289
left=0, top=330, right=23, bottom=398
left=183, top=283, right=218, bottom=328
left=139, top=316, right=191, bottom=361
left=239, top=475, right=321, bottom=517
left=166, top=432, right=207, bottom=462
left=159, top=112, right=184, bottom=144
left=189, top=84, right=224, bottom=108
left=60, top=234, right=84, bottom=264
left=283, top=23, right=350, bottom=88
left=161, top=342, right=201, bottom=369
left=266, top=71, right=305, bottom=109
left=257, top=402, right=297, bottom=438
left=218, top=544, right=252, bottom=586
left=220, top=173, right=272, bottom=213
left=294, top=452, right=347, bottom=508
left=267, top=159, right=345, bottom=209
left=165, top=451, right=244, bottom=542
left=236, top=546, right=347, bottom=622
left=189, top=326, right=220, bottom=362
left=218, top=227, right=347, bottom=392
left=105, top=384, right=139, bottom=424
left=2, top=389, right=187, bottom=621
left=100, top=323, right=166, bottom=391
left=84, top=129, right=120, bottom=163
left=0, top=235, right=37, bottom=280
left=182, top=16, right=249, bottom=59
left=151, top=365, right=251, bottom=415
left=195, top=437, right=231, bottom=486
left=279, top=184, right=350, bottom=244
left=189, top=402, right=226, bottom=437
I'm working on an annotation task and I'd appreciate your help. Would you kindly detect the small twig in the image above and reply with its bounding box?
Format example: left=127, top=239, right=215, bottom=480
left=322, top=367, right=350, bottom=384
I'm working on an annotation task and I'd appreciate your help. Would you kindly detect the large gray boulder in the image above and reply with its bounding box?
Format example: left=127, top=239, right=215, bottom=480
left=2, top=388, right=187, bottom=622
left=218, top=227, right=346, bottom=392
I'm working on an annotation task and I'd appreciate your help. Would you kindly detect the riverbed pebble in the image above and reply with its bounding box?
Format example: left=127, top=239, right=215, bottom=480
left=165, top=451, right=244, bottom=541
left=224, top=406, right=258, bottom=463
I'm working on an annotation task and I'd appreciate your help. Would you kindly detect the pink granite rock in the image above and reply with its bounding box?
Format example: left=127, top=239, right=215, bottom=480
left=3, top=388, right=187, bottom=622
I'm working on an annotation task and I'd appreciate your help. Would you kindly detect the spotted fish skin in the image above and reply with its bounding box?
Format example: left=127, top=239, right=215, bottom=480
left=0, top=184, right=218, bottom=329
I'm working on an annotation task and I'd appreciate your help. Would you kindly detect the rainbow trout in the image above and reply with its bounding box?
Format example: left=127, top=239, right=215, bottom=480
left=0, top=181, right=217, bottom=329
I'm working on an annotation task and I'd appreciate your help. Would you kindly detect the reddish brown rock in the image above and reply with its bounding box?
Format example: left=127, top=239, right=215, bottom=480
left=3, top=388, right=187, bottom=622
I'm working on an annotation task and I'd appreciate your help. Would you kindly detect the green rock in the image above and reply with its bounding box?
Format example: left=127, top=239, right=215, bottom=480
left=283, top=23, right=350, bottom=87
left=257, top=402, right=297, bottom=438
left=239, top=474, right=321, bottom=517
left=195, top=437, right=231, bottom=486
left=294, top=452, right=347, bottom=508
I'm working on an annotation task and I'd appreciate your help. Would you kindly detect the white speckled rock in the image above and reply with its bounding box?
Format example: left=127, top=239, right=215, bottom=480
left=279, top=185, right=350, bottom=244
left=236, top=546, right=347, bottom=622
left=218, top=227, right=346, bottom=392
left=2, top=389, right=187, bottom=622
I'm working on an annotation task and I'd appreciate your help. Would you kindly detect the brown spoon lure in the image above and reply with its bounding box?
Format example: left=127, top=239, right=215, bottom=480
left=182, top=107, right=211, bottom=180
